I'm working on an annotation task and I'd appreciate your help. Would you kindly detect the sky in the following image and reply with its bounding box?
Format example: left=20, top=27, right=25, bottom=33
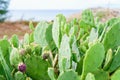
left=8, top=0, right=120, bottom=10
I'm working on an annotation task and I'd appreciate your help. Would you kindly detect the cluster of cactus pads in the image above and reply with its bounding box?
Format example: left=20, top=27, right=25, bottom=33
left=0, top=9, right=120, bottom=80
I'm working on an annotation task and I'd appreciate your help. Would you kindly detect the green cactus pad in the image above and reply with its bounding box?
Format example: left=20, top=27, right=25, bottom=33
left=14, top=71, right=26, bottom=80
left=85, top=73, right=95, bottom=80
left=93, top=70, right=109, bottom=80
left=103, top=49, right=113, bottom=70
left=57, top=69, right=79, bottom=80
left=25, top=55, right=50, bottom=80
left=108, top=47, right=120, bottom=72
left=103, top=22, right=120, bottom=51
left=111, top=69, right=120, bottom=80
left=82, top=43, right=105, bottom=79
left=34, top=21, right=51, bottom=48
left=10, top=48, right=22, bottom=68
left=10, top=34, right=19, bottom=48
left=59, top=34, right=72, bottom=72
left=48, top=68, right=56, bottom=80
left=52, top=14, right=66, bottom=48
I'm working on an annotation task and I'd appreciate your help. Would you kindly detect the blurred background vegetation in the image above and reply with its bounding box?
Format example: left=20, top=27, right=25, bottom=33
left=0, top=0, right=10, bottom=22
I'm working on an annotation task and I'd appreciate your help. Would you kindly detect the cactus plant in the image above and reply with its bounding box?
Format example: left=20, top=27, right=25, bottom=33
left=111, top=69, right=120, bottom=80
left=103, top=49, right=113, bottom=70
left=52, top=14, right=66, bottom=48
left=93, top=70, right=109, bottom=80
left=0, top=48, right=13, bottom=80
left=57, top=69, right=79, bottom=80
left=34, top=21, right=53, bottom=48
left=81, top=42, right=105, bottom=79
left=103, top=21, right=120, bottom=51
left=48, top=68, right=56, bottom=80
left=14, top=71, right=26, bottom=80
left=108, top=47, right=120, bottom=72
left=0, top=9, right=120, bottom=80
left=25, top=55, right=50, bottom=80
left=59, top=34, right=72, bottom=72
left=85, top=73, right=95, bottom=80
left=10, top=48, right=22, bottom=68
left=10, top=34, right=19, bottom=48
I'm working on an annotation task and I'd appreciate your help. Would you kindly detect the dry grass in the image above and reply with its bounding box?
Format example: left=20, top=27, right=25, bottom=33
left=0, top=21, right=33, bottom=39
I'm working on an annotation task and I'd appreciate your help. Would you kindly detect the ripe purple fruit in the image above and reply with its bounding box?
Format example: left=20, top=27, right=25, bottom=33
left=18, top=62, right=26, bottom=72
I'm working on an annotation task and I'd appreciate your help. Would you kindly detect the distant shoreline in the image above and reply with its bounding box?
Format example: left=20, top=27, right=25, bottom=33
left=7, top=7, right=120, bottom=22
left=1, top=7, right=120, bottom=39
left=7, top=10, right=81, bottom=21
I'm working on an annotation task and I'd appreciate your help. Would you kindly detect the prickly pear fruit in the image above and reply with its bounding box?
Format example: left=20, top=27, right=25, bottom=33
left=18, top=62, right=26, bottom=72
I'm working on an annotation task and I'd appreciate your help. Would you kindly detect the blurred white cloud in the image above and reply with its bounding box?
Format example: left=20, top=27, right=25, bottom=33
left=8, top=0, right=120, bottom=10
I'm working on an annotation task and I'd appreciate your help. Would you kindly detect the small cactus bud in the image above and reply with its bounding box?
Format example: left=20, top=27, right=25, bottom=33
left=42, top=52, right=49, bottom=60
left=18, top=62, right=26, bottom=72
left=19, top=49, right=26, bottom=55
left=25, top=45, right=32, bottom=54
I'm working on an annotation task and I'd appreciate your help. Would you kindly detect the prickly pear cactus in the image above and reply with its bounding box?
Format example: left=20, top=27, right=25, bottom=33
left=52, top=14, right=66, bottom=48
left=103, top=49, right=113, bottom=70
left=14, top=71, right=26, bottom=80
left=0, top=39, right=11, bottom=67
left=0, top=39, right=13, bottom=80
left=0, top=48, right=13, bottom=80
left=48, top=68, right=56, bottom=80
left=25, top=55, right=50, bottom=80
left=10, top=48, right=22, bottom=68
left=0, top=75, right=6, bottom=80
left=85, top=73, right=95, bottom=80
left=34, top=21, right=52, bottom=48
left=57, top=70, right=79, bottom=80
left=80, top=9, right=95, bottom=28
left=10, top=34, right=19, bottom=48
left=93, top=70, right=109, bottom=80
left=29, top=33, right=34, bottom=43
left=81, top=42, right=105, bottom=79
left=111, top=69, right=120, bottom=80
left=23, top=33, right=30, bottom=45
left=108, top=47, right=120, bottom=72
left=45, top=24, right=55, bottom=49
left=0, top=65, right=5, bottom=76
left=29, top=21, right=35, bottom=31
left=59, top=34, right=72, bottom=72
left=76, top=57, right=84, bottom=75
left=103, top=22, right=120, bottom=51
left=107, top=18, right=120, bottom=27
left=1, top=9, right=120, bottom=80
left=71, top=36, right=80, bottom=62
left=89, top=28, right=98, bottom=43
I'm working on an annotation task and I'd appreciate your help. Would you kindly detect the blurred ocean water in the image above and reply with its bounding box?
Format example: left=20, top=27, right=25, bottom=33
left=8, top=10, right=81, bottom=21
left=7, top=4, right=120, bottom=21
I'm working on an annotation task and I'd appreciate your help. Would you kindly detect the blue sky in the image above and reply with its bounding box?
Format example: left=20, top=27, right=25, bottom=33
left=8, top=0, right=120, bottom=10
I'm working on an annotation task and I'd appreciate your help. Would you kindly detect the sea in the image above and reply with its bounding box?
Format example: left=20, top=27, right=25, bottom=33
left=7, top=4, right=120, bottom=21
left=7, top=10, right=81, bottom=21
